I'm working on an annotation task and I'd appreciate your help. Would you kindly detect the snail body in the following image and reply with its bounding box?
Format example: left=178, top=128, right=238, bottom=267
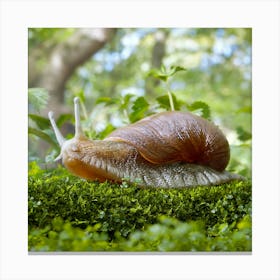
left=48, top=98, right=243, bottom=188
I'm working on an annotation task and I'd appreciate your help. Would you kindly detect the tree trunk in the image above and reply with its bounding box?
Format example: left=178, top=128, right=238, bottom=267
left=29, top=28, right=117, bottom=114
left=145, top=30, right=169, bottom=96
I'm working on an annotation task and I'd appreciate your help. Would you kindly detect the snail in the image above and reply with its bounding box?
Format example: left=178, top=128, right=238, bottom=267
left=48, top=97, right=244, bottom=188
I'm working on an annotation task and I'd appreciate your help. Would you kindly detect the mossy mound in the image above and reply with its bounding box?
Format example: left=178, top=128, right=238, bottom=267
left=28, top=164, right=252, bottom=252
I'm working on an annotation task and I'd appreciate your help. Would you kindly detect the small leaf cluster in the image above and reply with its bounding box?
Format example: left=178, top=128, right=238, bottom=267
left=96, top=94, right=149, bottom=124
left=28, top=88, right=49, bottom=112
left=28, top=88, right=73, bottom=161
left=120, top=215, right=251, bottom=252
left=95, top=66, right=212, bottom=129
left=28, top=88, right=56, bottom=148
left=147, top=65, right=187, bottom=82
left=29, top=215, right=251, bottom=252
left=29, top=217, right=111, bottom=252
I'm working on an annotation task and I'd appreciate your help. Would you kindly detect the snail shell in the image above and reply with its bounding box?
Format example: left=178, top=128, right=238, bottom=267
left=106, top=111, right=230, bottom=172
left=48, top=98, right=244, bottom=188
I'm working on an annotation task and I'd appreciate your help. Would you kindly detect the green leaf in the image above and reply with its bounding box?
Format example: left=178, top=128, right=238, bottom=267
left=156, top=93, right=182, bottom=111
left=187, top=101, right=211, bottom=120
left=129, top=96, right=149, bottom=123
left=146, top=69, right=169, bottom=82
left=95, top=97, right=120, bottom=106
left=28, top=114, right=50, bottom=130
left=97, top=123, right=115, bottom=139
left=169, top=66, right=187, bottom=76
left=28, top=161, right=43, bottom=176
left=236, top=126, right=252, bottom=141
left=236, top=106, right=252, bottom=114
left=28, top=88, right=49, bottom=112
left=28, top=127, right=58, bottom=147
left=218, top=223, right=229, bottom=234
left=156, top=95, right=170, bottom=110
left=147, top=66, right=186, bottom=82
left=237, top=215, right=251, bottom=230
left=95, top=97, right=112, bottom=104
left=76, top=91, right=86, bottom=104
left=56, top=114, right=73, bottom=127
left=119, top=94, right=134, bottom=110
left=45, top=149, right=59, bottom=163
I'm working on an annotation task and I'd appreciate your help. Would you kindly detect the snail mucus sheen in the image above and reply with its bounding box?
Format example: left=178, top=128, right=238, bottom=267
left=48, top=97, right=244, bottom=188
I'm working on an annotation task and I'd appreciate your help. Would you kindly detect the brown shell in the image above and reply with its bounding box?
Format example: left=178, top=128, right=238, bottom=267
left=105, top=111, right=230, bottom=172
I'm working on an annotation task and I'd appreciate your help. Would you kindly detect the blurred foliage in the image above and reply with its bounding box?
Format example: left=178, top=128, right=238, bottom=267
left=28, top=28, right=75, bottom=49
left=29, top=215, right=251, bottom=252
left=120, top=215, right=251, bottom=252
left=28, top=88, right=49, bottom=112
left=28, top=28, right=251, bottom=177
left=28, top=163, right=251, bottom=252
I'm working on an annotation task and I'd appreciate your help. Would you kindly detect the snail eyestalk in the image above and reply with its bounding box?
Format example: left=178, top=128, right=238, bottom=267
left=48, top=111, right=65, bottom=147
left=74, top=97, right=84, bottom=138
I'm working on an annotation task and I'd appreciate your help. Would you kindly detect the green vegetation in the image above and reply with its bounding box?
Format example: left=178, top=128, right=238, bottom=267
left=28, top=28, right=252, bottom=178
left=28, top=28, right=252, bottom=252
left=28, top=163, right=251, bottom=252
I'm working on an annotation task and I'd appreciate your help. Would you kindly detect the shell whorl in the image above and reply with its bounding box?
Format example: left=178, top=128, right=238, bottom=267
left=106, top=111, right=230, bottom=172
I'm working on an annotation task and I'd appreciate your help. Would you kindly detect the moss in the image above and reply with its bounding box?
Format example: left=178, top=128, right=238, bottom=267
left=28, top=164, right=252, bottom=252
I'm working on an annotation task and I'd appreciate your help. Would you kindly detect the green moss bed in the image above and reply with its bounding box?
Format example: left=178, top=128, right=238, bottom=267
left=28, top=164, right=252, bottom=252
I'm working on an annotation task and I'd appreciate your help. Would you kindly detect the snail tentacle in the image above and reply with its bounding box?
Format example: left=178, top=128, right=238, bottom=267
left=48, top=111, right=65, bottom=147
left=74, top=97, right=84, bottom=138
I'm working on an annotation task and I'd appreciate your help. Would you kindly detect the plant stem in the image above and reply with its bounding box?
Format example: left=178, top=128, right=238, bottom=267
left=123, top=108, right=129, bottom=123
left=80, top=99, right=88, bottom=120
left=166, top=80, right=175, bottom=111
